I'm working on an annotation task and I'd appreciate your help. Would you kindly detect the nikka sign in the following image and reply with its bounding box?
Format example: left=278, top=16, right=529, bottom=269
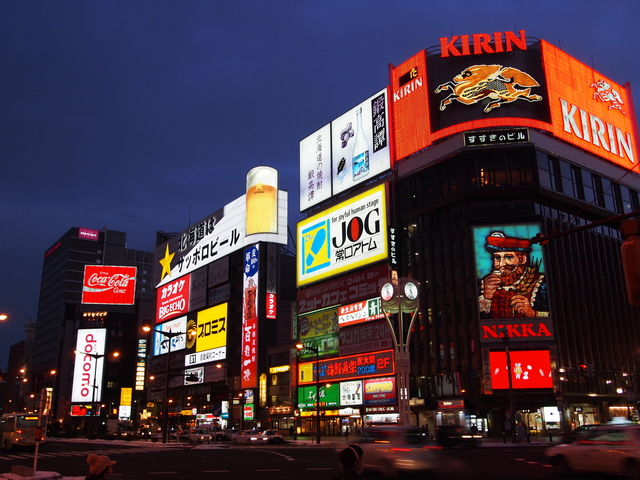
left=81, top=265, right=137, bottom=305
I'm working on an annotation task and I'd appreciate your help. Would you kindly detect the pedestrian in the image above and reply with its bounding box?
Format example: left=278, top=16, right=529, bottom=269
left=517, top=421, right=527, bottom=443
left=289, top=425, right=295, bottom=438
left=85, top=454, right=116, bottom=480
left=337, top=444, right=363, bottom=479
left=345, top=426, right=349, bottom=440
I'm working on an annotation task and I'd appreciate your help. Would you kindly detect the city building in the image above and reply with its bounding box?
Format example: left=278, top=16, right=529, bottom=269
left=146, top=167, right=295, bottom=435
left=30, top=227, right=154, bottom=426
left=293, top=30, right=640, bottom=438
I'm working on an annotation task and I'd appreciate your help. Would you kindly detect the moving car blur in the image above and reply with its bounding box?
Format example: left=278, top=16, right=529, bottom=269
left=545, top=423, right=640, bottom=477
left=354, top=425, right=441, bottom=476
left=261, top=429, right=284, bottom=444
left=435, top=425, right=482, bottom=447
left=230, top=429, right=270, bottom=445
left=560, top=423, right=599, bottom=443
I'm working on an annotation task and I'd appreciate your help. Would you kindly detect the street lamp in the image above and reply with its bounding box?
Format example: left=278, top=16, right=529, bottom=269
left=143, top=326, right=191, bottom=444
left=75, top=349, right=119, bottom=438
left=379, top=277, right=420, bottom=426
left=296, top=343, right=321, bottom=444
left=0, top=314, right=8, bottom=321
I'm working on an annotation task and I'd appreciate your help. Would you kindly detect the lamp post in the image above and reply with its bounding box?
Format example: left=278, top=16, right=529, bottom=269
left=296, top=343, right=321, bottom=444
left=501, top=334, right=517, bottom=443
left=0, top=314, right=8, bottom=321
left=379, top=277, right=420, bottom=427
left=143, top=326, right=189, bottom=444
left=75, top=350, right=119, bottom=438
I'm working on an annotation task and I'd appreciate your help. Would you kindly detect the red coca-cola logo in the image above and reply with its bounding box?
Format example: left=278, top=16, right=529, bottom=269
left=82, top=266, right=137, bottom=305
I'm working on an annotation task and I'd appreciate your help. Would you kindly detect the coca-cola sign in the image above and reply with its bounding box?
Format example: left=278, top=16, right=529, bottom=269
left=81, top=265, right=137, bottom=305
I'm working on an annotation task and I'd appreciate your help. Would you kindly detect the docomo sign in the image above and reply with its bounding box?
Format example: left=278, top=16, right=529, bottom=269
left=81, top=266, right=137, bottom=305
left=71, top=329, right=106, bottom=403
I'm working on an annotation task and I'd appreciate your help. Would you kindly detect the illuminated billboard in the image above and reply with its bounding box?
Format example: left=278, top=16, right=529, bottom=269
left=472, top=223, right=551, bottom=327
left=297, top=184, right=388, bottom=286
left=153, top=316, right=187, bottom=356
left=489, top=350, right=553, bottom=389
left=338, top=297, right=385, bottom=328
left=298, top=350, right=394, bottom=384
left=363, top=377, right=396, bottom=405
left=81, top=266, right=137, bottom=305
left=196, top=303, right=227, bottom=353
left=541, top=40, right=637, bottom=169
left=241, top=245, right=259, bottom=389
left=390, top=30, right=638, bottom=168
left=156, top=275, right=190, bottom=323
left=391, top=50, right=430, bottom=161
left=299, top=88, right=391, bottom=211
left=155, top=189, right=288, bottom=288
left=71, top=328, right=107, bottom=403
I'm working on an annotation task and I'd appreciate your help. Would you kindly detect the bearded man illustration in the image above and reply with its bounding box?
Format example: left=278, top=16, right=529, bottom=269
left=478, top=231, right=549, bottom=319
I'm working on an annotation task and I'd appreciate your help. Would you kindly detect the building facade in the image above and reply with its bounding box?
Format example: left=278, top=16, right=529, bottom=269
left=292, top=30, right=640, bottom=438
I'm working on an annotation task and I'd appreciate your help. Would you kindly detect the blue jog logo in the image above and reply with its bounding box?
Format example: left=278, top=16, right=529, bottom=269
left=301, top=220, right=331, bottom=275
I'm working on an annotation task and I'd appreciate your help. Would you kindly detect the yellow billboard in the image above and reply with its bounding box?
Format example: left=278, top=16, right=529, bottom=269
left=196, top=303, right=228, bottom=352
left=297, top=184, right=388, bottom=286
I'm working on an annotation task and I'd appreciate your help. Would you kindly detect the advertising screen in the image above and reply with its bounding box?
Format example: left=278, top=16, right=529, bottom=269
left=196, top=303, right=227, bottom=353
left=391, top=50, right=430, bottom=161
left=300, top=123, right=332, bottom=211
left=489, top=350, right=553, bottom=389
left=298, top=350, right=394, bottom=384
left=71, top=328, right=107, bottom=403
left=297, top=185, right=388, bottom=286
left=340, top=380, right=363, bottom=406
left=153, top=317, right=187, bottom=356
left=541, top=40, right=637, bottom=170
left=299, top=89, right=391, bottom=211
left=156, top=275, right=190, bottom=323
left=81, top=266, right=137, bottom=305
left=339, top=319, right=393, bottom=356
left=338, top=297, right=385, bottom=327
left=155, top=190, right=288, bottom=288
left=364, top=377, right=396, bottom=405
left=298, top=384, right=339, bottom=409
left=241, top=245, right=259, bottom=389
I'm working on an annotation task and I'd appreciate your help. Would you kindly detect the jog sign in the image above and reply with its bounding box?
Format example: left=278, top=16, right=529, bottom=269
left=82, top=266, right=137, bottom=305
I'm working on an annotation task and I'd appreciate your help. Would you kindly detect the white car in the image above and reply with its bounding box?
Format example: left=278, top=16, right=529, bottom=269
left=189, top=428, right=213, bottom=443
left=261, top=430, right=284, bottom=444
left=231, top=430, right=270, bottom=445
left=545, top=423, right=640, bottom=477
left=355, top=426, right=441, bottom=476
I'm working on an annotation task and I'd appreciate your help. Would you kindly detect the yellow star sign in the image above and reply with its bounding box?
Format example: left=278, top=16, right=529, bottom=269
left=159, top=244, right=175, bottom=280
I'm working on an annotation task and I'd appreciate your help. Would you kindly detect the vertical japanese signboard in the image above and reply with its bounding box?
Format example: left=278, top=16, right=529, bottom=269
left=241, top=245, right=259, bottom=389
left=71, top=328, right=107, bottom=403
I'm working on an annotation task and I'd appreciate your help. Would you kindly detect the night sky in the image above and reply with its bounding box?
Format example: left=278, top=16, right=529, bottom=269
left=1, top=1, right=639, bottom=369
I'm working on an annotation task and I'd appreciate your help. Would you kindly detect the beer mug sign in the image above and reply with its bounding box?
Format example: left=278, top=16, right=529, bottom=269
left=246, top=166, right=278, bottom=235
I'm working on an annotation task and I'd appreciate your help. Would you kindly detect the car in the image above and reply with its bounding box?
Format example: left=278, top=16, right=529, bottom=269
left=261, top=430, right=284, bottom=444
left=354, top=426, right=441, bottom=476
left=560, top=423, right=599, bottom=443
left=189, top=428, right=213, bottom=443
left=545, top=423, right=640, bottom=477
left=231, top=430, right=270, bottom=445
left=223, top=428, right=238, bottom=441
left=435, top=425, right=482, bottom=447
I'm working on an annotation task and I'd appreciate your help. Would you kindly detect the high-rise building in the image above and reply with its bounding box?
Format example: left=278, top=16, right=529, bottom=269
left=32, top=227, right=154, bottom=420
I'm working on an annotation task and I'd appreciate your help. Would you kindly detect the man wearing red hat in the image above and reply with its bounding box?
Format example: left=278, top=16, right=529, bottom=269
left=478, top=231, right=549, bottom=319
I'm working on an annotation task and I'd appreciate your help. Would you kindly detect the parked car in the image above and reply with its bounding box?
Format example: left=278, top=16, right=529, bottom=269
left=189, top=428, right=213, bottom=443
left=435, top=425, right=481, bottom=447
left=261, top=430, right=284, bottom=444
left=354, top=426, right=441, bottom=476
left=231, top=430, right=270, bottom=445
left=545, top=423, right=640, bottom=477
left=560, top=423, right=599, bottom=443
left=223, top=428, right=238, bottom=441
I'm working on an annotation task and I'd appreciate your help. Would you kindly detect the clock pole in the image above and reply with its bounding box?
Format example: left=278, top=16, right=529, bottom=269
left=379, top=277, right=420, bottom=427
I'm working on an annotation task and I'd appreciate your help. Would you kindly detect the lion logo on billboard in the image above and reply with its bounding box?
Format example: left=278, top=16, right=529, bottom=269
left=591, top=79, right=626, bottom=114
left=435, top=64, right=543, bottom=113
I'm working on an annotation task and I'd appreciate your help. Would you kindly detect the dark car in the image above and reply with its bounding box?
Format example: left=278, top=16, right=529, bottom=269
left=435, top=425, right=481, bottom=447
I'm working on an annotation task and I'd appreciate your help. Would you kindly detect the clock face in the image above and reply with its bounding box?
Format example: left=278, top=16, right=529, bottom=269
left=404, top=282, right=418, bottom=300
left=380, top=282, right=395, bottom=301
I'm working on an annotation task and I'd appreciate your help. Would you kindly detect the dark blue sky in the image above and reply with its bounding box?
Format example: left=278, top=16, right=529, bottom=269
left=1, top=1, right=639, bottom=368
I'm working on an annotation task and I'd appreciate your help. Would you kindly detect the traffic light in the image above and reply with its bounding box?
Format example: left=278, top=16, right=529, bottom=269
left=621, top=220, right=640, bottom=308
left=587, top=363, right=596, bottom=377
left=579, top=364, right=588, bottom=376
